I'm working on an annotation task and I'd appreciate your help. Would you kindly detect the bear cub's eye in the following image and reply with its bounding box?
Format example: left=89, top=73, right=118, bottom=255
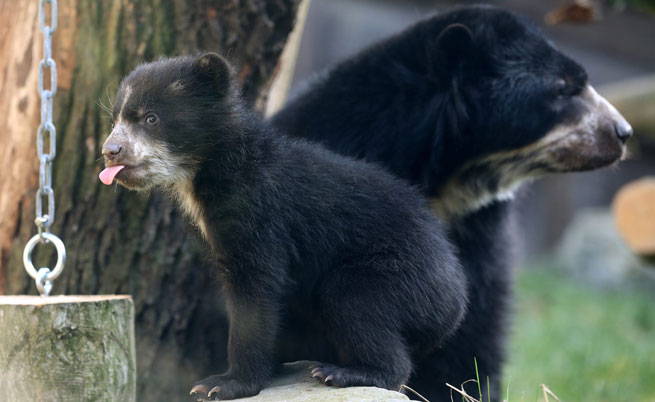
left=145, top=113, right=159, bottom=126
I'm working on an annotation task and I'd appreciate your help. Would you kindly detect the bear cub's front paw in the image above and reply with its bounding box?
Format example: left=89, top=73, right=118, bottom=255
left=189, top=374, right=261, bottom=401
left=310, top=363, right=354, bottom=387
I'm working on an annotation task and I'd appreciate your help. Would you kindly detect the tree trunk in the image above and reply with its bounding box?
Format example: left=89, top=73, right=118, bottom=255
left=0, top=1, right=300, bottom=401
left=0, top=295, right=136, bottom=402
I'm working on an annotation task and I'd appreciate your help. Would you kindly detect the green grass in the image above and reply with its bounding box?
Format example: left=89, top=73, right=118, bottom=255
left=609, top=0, right=655, bottom=14
left=504, top=267, right=655, bottom=401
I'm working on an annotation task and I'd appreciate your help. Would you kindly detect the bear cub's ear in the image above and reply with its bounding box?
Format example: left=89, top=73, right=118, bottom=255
left=428, top=23, right=475, bottom=83
left=192, top=52, right=232, bottom=92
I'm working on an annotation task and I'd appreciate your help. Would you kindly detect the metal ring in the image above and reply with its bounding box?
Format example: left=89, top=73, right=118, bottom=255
left=23, top=232, right=66, bottom=282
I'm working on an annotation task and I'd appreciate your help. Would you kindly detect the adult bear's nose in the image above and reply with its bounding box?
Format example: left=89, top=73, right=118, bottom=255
left=614, top=121, right=633, bottom=145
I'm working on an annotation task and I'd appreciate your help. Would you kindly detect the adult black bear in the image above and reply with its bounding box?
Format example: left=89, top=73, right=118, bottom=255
left=271, top=5, right=632, bottom=401
left=99, top=53, right=468, bottom=400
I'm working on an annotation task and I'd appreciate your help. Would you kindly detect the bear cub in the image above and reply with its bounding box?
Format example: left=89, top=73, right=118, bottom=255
left=99, top=53, right=467, bottom=400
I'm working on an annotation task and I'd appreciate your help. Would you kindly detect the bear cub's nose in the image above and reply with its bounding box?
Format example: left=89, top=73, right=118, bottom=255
left=614, top=121, right=633, bottom=144
left=102, top=143, right=123, bottom=160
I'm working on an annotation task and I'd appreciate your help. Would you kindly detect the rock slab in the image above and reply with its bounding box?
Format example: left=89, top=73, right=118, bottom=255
left=557, top=208, right=655, bottom=288
left=227, top=361, right=412, bottom=402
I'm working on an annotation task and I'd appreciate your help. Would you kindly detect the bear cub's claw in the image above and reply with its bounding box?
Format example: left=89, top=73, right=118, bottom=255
left=189, top=384, right=208, bottom=400
left=310, top=363, right=351, bottom=387
left=189, top=374, right=260, bottom=401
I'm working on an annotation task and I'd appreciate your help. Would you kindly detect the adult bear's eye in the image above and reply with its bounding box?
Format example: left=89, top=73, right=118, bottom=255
left=554, top=78, right=578, bottom=98
left=145, top=113, right=159, bottom=126
left=555, top=79, right=568, bottom=96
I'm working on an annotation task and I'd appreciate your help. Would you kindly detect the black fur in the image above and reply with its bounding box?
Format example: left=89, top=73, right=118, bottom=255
left=104, top=54, right=468, bottom=400
left=271, top=5, right=630, bottom=401
left=272, top=6, right=591, bottom=195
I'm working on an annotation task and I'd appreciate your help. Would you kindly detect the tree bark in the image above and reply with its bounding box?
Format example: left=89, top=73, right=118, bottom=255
left=0, top=295, right=136, bottom=402
left=0, top=1, right=300, bottom=400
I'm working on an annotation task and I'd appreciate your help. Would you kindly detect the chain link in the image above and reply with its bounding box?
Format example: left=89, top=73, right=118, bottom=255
left=24, top=0, right=66, bottom=296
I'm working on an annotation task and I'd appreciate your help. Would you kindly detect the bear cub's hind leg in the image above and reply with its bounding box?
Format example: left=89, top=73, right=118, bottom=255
left=311, top=267, right=414, bottom=390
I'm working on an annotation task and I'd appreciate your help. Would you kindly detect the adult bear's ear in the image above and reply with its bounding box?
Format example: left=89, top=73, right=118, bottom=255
left=192, top=52, right=231, bottom=92
left=427, top=23, right=474, bottom=83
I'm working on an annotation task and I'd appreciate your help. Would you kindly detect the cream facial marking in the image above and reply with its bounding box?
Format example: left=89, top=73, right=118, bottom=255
left=103, top=122, right=194, bottom=190
left=431, top=84, right=629, bottom=221
left=107, top=83, right=207, bottom=238
left=104, top=123, right=208, bottom=238
left=116, top=85, right=132, bottom=125
left=172, top=179, right=209, bottom=240
left=168, top=80, right=185, bottom=93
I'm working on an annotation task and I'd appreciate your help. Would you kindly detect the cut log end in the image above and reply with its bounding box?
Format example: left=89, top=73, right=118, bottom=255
left=0, top=294, right=131, bottom=304
left=613, top=177, right=655, bottom=257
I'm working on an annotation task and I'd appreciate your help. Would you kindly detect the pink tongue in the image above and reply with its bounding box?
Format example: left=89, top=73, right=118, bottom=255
left=99, top=165, right=125, bottom=185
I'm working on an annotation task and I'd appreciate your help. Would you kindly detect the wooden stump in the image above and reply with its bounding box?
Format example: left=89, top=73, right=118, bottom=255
left=0, top=295, right=135, bottom=402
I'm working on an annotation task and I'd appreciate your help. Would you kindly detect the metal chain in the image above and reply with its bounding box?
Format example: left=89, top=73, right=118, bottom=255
left=23, top=0, right=66, bottom=297
left=37, top=0, right=57, bottom=231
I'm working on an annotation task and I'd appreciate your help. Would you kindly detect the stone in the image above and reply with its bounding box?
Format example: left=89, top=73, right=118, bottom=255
left=556, top=208, right=655, bottom=289
left=227, top=361, right=413, bottom=402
